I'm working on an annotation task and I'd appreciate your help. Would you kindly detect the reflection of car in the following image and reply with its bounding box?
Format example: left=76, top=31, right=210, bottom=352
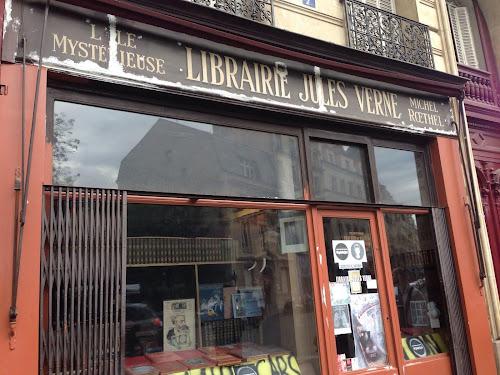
left=125, top=303, right=163, bottom=357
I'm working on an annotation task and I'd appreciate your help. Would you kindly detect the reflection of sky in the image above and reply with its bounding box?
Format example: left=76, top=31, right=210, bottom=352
left=54, top=101, right=213, bottom=188
left=374, top=147, right=422, bottom=205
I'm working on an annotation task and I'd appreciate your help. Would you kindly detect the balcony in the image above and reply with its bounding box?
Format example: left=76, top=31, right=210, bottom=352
left=185, top=0, right=274, bottom=25
left=458, top=64, right=499, bottom=107
left=344, top=0, right=434, bottom=68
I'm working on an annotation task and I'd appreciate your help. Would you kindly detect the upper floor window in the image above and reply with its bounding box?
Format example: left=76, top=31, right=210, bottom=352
left=359, top=0, right=395, bottom=13
left=447, top=0, right=486, bottom=70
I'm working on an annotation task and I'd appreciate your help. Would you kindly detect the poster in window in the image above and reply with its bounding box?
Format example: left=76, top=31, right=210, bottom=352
left=333, top=304, right=352, bottom=335
left=350, top=293, right=387, bottom=369
left=332, top=240, right=367, bottom=269
left=329, top=282, right=350, bottom=305
left=279, top=216, right=308, bottom=253
left=232, top=292, right=262, bottom=318
left=163, top=299, right=196, bottom=351
left=199, top=283, right=224, bottom=322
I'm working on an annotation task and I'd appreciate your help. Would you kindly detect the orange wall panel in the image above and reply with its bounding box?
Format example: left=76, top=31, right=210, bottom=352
left=430, top=137, right=497, bottom=375
left=0, top=64, right=47, bottom=375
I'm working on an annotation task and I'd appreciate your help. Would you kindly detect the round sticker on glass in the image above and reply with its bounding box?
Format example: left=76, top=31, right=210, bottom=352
left=351, top=242, right=365, bottom=260
left=335, top=243, right=349, bottom=260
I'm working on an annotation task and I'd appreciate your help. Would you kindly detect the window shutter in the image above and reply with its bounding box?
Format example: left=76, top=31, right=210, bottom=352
left=448, top=4, right=479, bottom=68
left=360, top=0, right=395, bottom=13
left=431, top=208, right=473, bottom=375
left=377, top=0, right=395, bottom=13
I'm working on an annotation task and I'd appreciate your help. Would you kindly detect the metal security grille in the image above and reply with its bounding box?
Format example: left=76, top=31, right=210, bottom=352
left=344, top=0, right=435, bottom=68
left=39, top=187, right=127, bottom=375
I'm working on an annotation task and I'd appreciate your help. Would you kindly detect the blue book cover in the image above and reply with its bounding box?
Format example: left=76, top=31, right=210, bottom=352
left=199, top=283, right=224, bottom=322
left=232, top=292, right=262, bottom=319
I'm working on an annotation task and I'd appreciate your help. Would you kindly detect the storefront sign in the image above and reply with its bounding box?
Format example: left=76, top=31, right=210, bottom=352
left=3, top=0, right=455, bottom=135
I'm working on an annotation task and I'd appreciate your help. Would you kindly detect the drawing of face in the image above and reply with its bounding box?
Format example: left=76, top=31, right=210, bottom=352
left=174, top=315, right=186, bottom=329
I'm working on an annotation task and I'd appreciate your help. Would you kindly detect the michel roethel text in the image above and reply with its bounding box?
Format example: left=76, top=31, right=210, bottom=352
left=3, top=0, right=455, bottom=136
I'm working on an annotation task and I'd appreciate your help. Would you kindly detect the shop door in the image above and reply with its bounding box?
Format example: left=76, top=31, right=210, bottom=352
left=314, top=210, right=398, bottom=375
left=313, top=209, right=454, bottom=375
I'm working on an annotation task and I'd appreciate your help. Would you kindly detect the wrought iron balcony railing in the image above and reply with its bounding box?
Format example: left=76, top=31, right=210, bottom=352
left=344, top=0, right=434, bottom=68
left=185, top=0, right=274, bottom=25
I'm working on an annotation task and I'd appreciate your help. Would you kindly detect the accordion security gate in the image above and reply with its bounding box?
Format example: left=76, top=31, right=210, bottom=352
left=39, top=187, right=127, bottom=375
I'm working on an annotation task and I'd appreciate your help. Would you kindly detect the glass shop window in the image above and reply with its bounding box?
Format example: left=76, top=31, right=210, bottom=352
left=125, top=204, right=320, bottom=374
left=374, top=147, right=430, bottom=206
left=384, top=213, right=450, bottom=360
left=323, top=218, right=388, bottom=372
left=310, top=141, right=372, bottom=203
left=51, top=101, right=303, bottom=199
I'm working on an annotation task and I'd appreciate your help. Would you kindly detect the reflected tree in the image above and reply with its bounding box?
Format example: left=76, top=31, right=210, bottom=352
left=53, top=112, right=80, bottom=185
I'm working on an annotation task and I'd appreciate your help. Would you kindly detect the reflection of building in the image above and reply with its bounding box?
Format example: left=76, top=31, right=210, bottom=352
left=311, top=143, right=369, bottom=202
left=117, top=119, right=301, bottom=198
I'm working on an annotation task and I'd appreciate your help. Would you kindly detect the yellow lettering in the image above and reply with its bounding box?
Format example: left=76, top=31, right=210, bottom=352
left=273, top=67, right=280, bottom=97
left=136, top=55, right=145, bottom=70
left=209, top=53, right=224, bottom=85
left=126, top=51, right=136, bottom=68
left=68, top=38, right=78, bottom=56
left=90, top=24, right=101, bottom=41
left=98, top=45, right=107, bottom=62
left=253, top=63, right=261, bottom=93
left=391, top=93, right=402, bottom=119
left=383, top=91, right=392, bottom=117
left=78, top=41, right=88, bottom=58
left=337, top=81, right=348, bottom=108
left=373, top=89, right=383, bottom=115
left=117, top=30, right=127, bottom=47
left=354, top=85, right=364, bottom=111
left=299, top=74, right=309, bottom=102
left=260, top=64, right=274, bottom=95
left=240, top=61, right=255, bottom=92
left=325, top=79, right=336, bottom=107
left=201, top=50, right=209, bottom=83
left=156, top=58, right=165, bottom=74
left=90, top=44, right=99, bottom=60
left=146, top=56, right=155, bottom=72
left=365, top=88, right=375, bottom=114
left=127, top=32, right=136, bottom=49
left=53, top=34, right=67, bottom=54
left=185, top=47, right=200, bottom=81
left=225, top=56, right=239, bottom=89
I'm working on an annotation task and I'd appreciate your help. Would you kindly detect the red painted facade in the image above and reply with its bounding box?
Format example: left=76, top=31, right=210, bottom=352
left=461, top=0, right=500, bottom=293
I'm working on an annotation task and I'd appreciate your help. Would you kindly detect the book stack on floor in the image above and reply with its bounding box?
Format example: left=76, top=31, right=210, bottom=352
left=125, top=344, right=291, bottom=374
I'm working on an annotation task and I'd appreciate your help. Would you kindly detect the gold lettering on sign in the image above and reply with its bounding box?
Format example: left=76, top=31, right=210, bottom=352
left=186, top=47, right=200, bottom=81
left=90, top=24, right=101, bottom=41
left=240, top=61, right=255, bottom=92
left=408, top=97, right=443, bottom=126
left=354, top=85, right=401, bottom=119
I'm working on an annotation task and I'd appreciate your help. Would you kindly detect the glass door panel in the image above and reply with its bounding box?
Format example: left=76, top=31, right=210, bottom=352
left=322, top=215, right=389, bottom=373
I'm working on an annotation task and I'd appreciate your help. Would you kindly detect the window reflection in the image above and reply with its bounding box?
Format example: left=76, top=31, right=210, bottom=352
left=374, top=147, right=430, bottom=206
left=52, top=101, right=303, bottom=199
left=384, top=213, right=449, bottom=360
left=126, top=205, right=320, bottom=375
left=311, top=141, right=371, bottom=203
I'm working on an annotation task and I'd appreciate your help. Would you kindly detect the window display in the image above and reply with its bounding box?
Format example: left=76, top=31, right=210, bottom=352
left=323, top=217, right=388, bottom=372
left=125, top=205, right=320, bottom=374
left=384, top=213, right=450, bottom=360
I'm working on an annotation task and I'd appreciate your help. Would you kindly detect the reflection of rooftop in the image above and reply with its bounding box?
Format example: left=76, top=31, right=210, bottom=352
left=117, top=119, right=288, bottom=197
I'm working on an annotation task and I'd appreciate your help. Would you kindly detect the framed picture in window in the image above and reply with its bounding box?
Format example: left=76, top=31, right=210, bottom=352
left=279, top=216, right=308, bottom=253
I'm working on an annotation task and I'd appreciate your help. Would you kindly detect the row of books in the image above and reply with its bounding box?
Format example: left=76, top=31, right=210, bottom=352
left=390, top=249, right=436, bottom=268
left=125, top=344, right=290, bottom=375
left=201, top=317, right=262, bottom=347
left=127, top=237, right=239, bottom=265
